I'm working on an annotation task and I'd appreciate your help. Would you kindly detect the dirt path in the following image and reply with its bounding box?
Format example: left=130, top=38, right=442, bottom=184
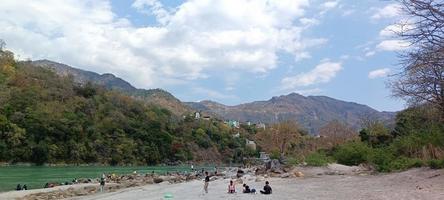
left=67, top=168, right=444, bottom=200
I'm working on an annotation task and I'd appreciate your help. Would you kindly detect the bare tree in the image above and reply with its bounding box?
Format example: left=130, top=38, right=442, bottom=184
left=391, top=0, right=444, bottom=119
left=255, top=121, right=301, bottom=156
left=318, top=120, right=358, bottom=147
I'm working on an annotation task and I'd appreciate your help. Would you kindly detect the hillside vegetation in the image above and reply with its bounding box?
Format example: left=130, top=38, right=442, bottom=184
left=0, top=49, right=251, bottom=165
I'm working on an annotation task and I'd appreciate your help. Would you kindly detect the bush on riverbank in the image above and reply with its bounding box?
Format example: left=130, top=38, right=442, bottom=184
left=330, top=107, right=444, bottom=172
left=305, top=151, right=331, bottom=166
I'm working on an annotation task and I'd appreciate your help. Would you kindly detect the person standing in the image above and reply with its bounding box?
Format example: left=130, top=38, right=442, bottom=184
left=203, top=171, right=210, bottom=193
left=100, top=173, right=106, bottom=192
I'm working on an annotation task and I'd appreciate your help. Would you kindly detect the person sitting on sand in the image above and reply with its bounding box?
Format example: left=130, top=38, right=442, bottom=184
left=228, top=180, right=236, bottom=193
left=243, top=184, right=250, bottom=193
left=16, top=184, right=22, bottom=191
left=243, top=183, right=256, bottom=194
left=22, top=184, right=27, bottom=190
left=260, top=181, right=272, bottom=195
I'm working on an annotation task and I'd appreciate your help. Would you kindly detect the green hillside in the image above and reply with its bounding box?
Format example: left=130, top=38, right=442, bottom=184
left=0, top=49, right=251, bottom=165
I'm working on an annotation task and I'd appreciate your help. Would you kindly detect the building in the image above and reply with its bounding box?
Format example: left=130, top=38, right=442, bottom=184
left=245, top=139, right=256, bottom=150
left=256, top=122, right=266, bottom=130
left=194, top=112, right=201, bottom=119
left=227, top=120, right=240, bottom=128
left=259, top=152, right=270, bottom=161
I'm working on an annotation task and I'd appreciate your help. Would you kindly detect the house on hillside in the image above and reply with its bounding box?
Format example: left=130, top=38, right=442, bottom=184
left=194, top=112, right=201, bottom=119
left=259, top=152, right=270, bottom=161
left=202, top=115, right=211, bottom=120
left=256, top=122, right=266, bottom=130
left=227, top=120, right=240, bottom=128
left=246, top=139, right=256, bottom=150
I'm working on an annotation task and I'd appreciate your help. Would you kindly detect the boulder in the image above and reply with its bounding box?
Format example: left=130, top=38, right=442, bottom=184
left=294, top=171, right=304, bottom=177
left=255, top=176, right=265, bottom=182
left=153, top=177, right=164, bottom=183
left=266, top=159, right=283, bottom=173
left=280, top=173, right=291, bottom=178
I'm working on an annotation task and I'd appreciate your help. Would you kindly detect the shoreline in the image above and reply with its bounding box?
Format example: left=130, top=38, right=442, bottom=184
left=1, top=165, right=443, bottom=200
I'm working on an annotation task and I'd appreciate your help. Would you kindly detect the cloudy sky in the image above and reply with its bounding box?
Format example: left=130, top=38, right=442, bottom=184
left=0, top=0, right=407, bottom=111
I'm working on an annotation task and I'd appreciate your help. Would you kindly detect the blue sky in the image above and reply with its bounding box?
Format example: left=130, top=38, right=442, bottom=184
left=0, top=0, right=408, bottom=111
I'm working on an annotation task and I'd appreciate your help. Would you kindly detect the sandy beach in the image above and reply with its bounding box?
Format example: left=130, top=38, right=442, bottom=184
left=2, top=166, right=443, bottom=200
left=69, top=168, right=444, bottom=200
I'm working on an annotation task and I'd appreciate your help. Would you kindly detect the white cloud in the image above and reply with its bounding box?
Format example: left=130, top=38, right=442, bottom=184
left=293, top=88, right=322, bottom=95
left=379, top=24, right=399, bottom=37
left=368, top=68, right=390, bottom=79
left=131, top=0, right=171, bottom=25
left=342, top=9, right=355, bottom=17
left=377, top=40, right=410, bottom=51
left=323, top=1, right=339, bottom=9
left=320, top=1, right=340, bottom=15
left=365, top=51, right=376, bottom=57
left=281, top=61, right=342, bottom=90
left=371, top=3, right=402, bottom=20
left=379, top=24, right=413, bottom=38
left=300, top=18, right=320, bottom=27
left=0, top=0, right=324, bottom=89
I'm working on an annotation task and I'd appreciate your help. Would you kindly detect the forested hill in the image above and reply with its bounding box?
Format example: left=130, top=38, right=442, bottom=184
left=0, top=49, right=251, bottom=165
left=31, top=60, right=395, bottom=134
left=30, top=60, right=192, bottom=116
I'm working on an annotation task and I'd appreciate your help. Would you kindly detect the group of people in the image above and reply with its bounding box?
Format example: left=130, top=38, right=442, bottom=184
left=15, top=184, right=27, bottom=191
left=227, top=180, right=272, bottom=194
left=204, top=171, right=272, bottom=195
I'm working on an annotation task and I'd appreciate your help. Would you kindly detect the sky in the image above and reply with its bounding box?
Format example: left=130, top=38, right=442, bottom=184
left=0, top=0, right=409, bottom=111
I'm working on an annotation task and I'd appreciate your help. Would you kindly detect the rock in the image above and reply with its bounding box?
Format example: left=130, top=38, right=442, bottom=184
left=294, top=171, right=304, bottom=177
left=154, top=177, right=164, bottom=183
left=266, top=159, right=283, bottom=173
left=255, top=176, right=265, bottom=182
left=280, top=173, right=291, bottom=178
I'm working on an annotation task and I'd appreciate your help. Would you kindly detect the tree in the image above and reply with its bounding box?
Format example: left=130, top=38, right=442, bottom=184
left=391, top=0, right=444, bottom=119
left=256, top=121, right=301, bottom=157
left=318, top=120, right=358, bottom=147
left=359, top=119, right=392, bottom=147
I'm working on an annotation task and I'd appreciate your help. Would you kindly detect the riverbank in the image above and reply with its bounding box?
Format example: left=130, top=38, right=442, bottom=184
left=2, top=165, right=443, bottom=200
left=71, top=167, right=444, bottom=200
left=0, top=165, right=213, bottom=192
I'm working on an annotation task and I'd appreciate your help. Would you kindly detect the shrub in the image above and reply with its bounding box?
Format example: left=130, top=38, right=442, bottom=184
left=286, top=157, right=301, bottom=166
left=388, top=157, right=423, bottom=171
left=305, top=152, right=331, bottom=166
left=269, top=150, right=280, bottom=160
left=428, top=159, right=444, bottom=169
left=333, top=141, right=370, bottom=166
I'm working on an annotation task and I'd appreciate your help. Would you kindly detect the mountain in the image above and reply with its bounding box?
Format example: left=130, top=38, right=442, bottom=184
left=186, top=93, right=396, bottom=134
left=31, top=60, right=192, bottom=115
left=31, top=60, right=395, bottom=133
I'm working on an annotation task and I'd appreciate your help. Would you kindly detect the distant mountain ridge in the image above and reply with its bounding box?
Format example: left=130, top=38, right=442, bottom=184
left=186, top=93, right=396, bottom=133
left=31, top=60, right=192, bottom=115
left=31, top=59, right=396, bottom=134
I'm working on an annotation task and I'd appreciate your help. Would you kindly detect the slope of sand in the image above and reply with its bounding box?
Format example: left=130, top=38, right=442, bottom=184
left=69, top=168, right=444, bottom=200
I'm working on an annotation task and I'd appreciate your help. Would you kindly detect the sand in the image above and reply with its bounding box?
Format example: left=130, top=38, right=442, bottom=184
left=2, top=167, right=443, bottom=200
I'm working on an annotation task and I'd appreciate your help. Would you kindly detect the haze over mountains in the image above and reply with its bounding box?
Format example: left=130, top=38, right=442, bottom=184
left=31, top=60, right=396, bottom=134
